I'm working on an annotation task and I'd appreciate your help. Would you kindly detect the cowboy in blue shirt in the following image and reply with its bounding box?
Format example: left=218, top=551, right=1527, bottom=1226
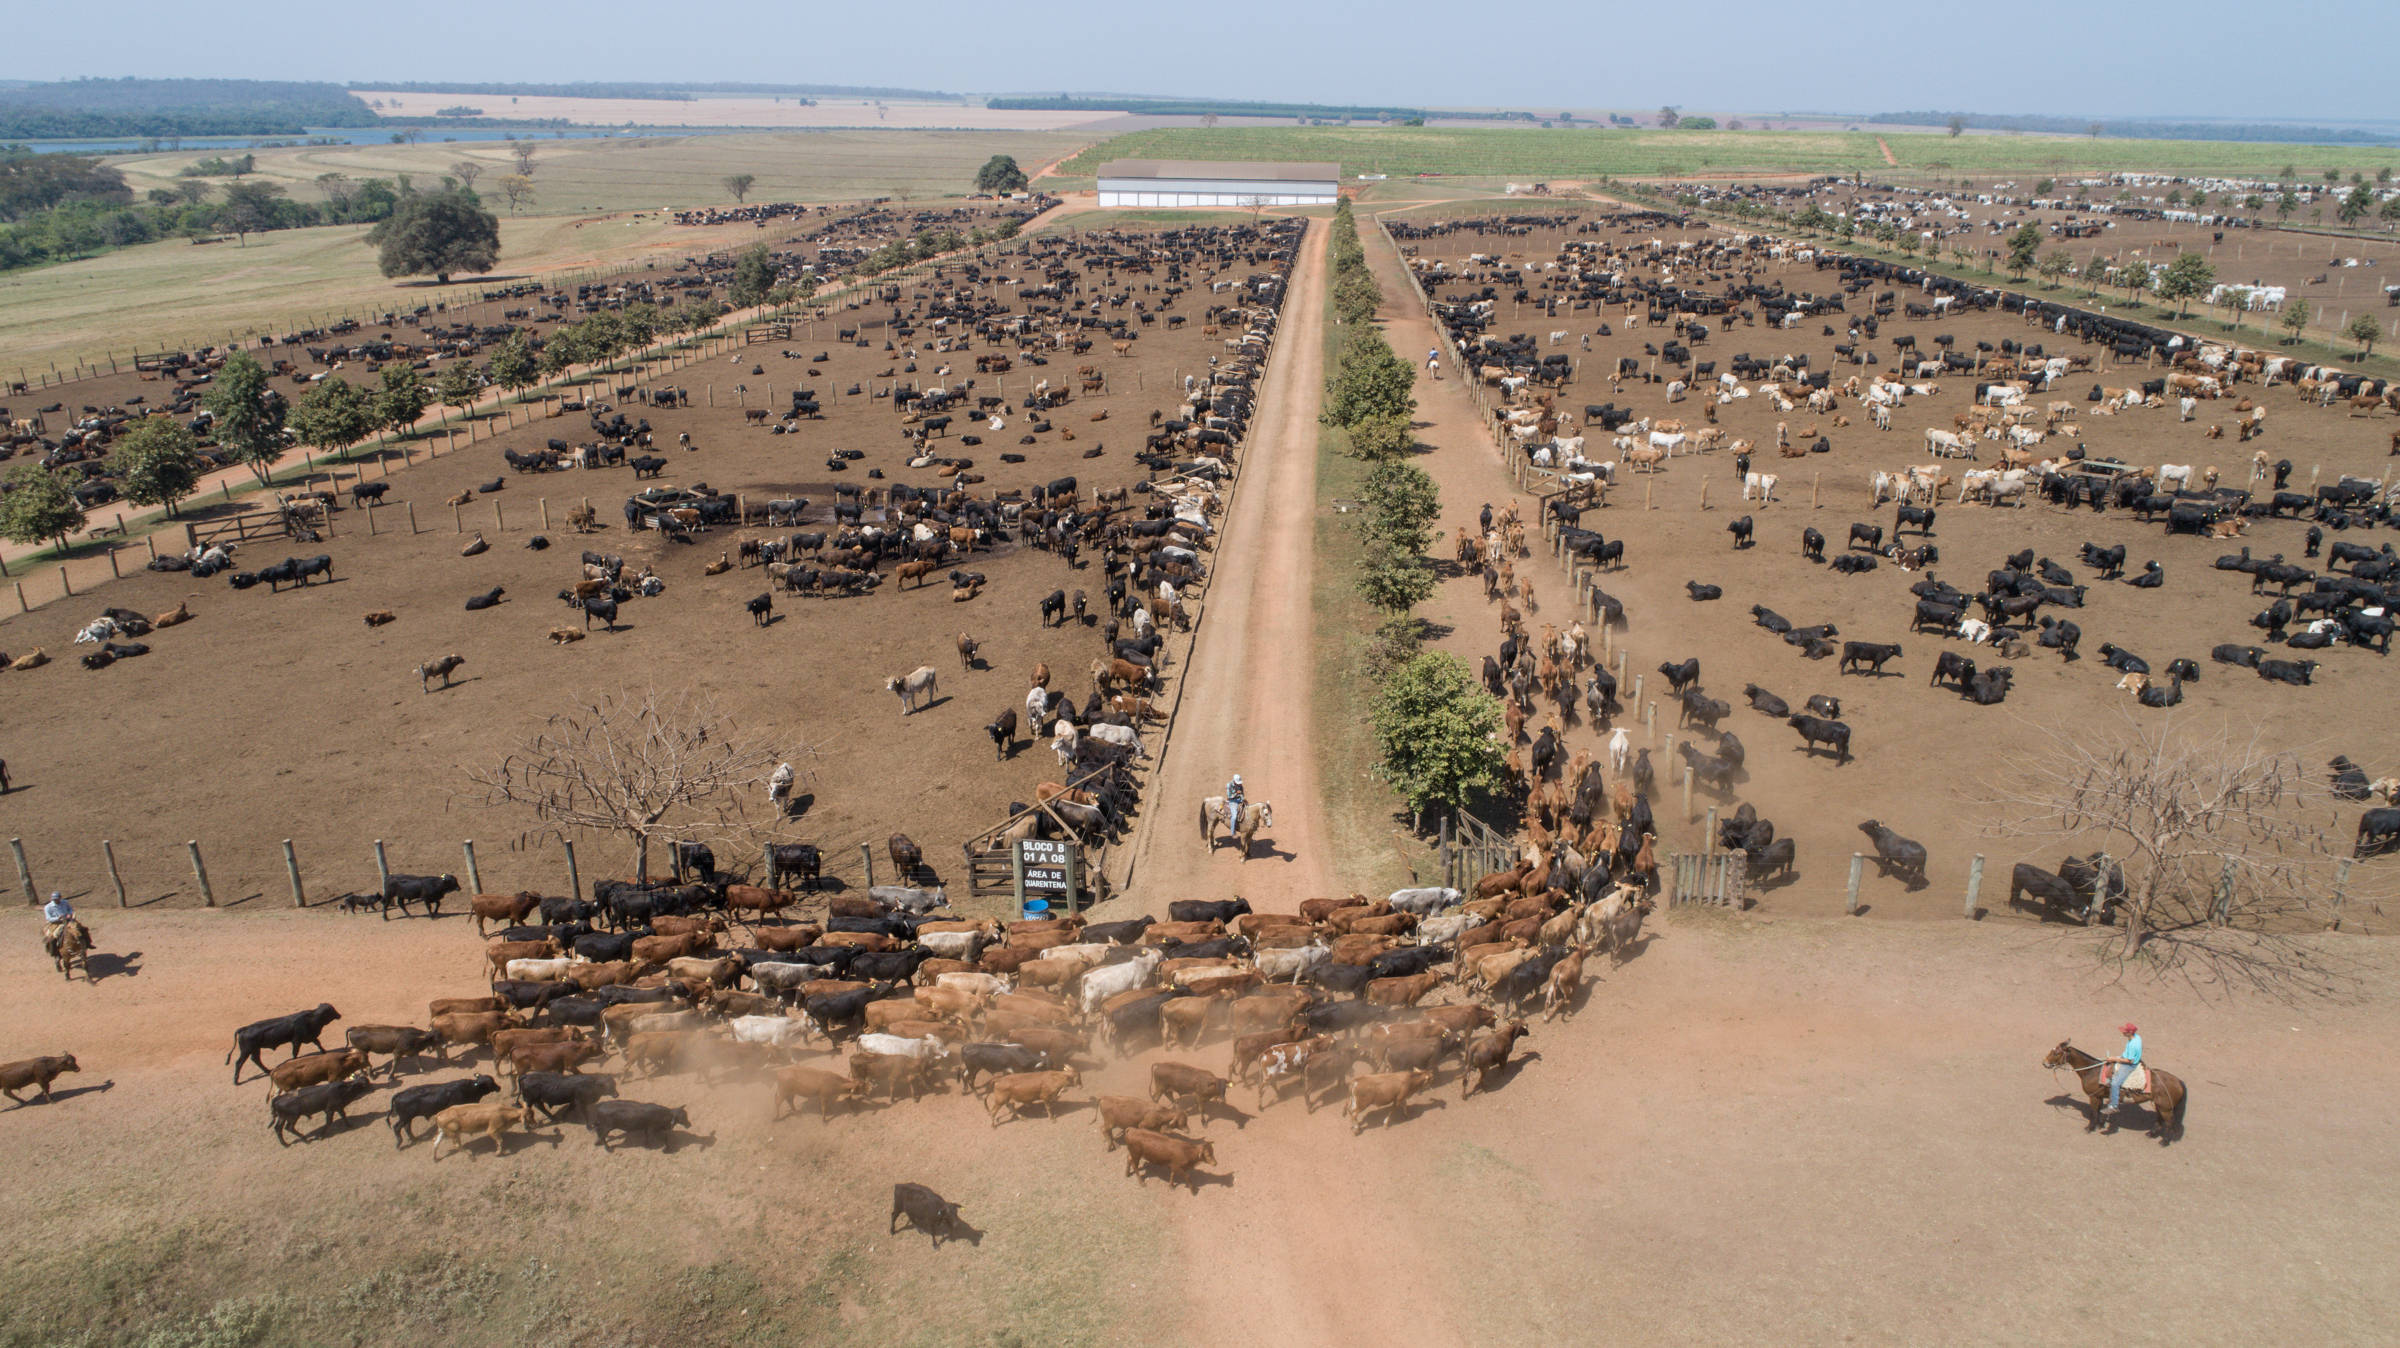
left=2104, top=1022, right=2143, bottom=1110
left=1224, top=775, right=1246, bottom=833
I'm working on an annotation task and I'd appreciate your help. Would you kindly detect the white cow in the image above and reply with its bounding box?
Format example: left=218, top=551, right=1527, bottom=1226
left=729, top=1015, right=812, bottom=1051
left=1607, top=726, right=1632, bottom=776
left=1648, top=431, right=1686, bottom=454
left=1086, top=722, right=1146, bottom=758
left=1743, top=472, right=1779, bottom=501
left=1077, top=948, right=1163, bottom=1014
left=886, top=665, right=939, bottom=715
left=1925, top=428, right=1971, bottom=457
left=1253, top=944, right=1331, bottom=984
left=1386, top=886, right=1465, bottom=915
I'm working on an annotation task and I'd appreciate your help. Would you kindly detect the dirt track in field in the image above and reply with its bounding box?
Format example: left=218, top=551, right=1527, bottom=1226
left=1120, top=219, right=1338, bottom=910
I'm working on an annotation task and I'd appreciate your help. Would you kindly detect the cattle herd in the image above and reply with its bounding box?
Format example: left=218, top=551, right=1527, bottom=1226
left=1402, top=205, right=2400, bottom=914
left=181, top=865, right=1652, bottom=1200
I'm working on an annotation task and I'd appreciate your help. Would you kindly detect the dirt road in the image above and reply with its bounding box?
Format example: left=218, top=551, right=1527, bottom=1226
left=1121, top=219, right=1338, bottom=906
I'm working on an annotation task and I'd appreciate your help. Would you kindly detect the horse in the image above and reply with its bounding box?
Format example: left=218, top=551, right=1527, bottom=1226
left=47, top=918, right=92, bottom=982
left=2044, top=1041, right=2186, bottom=1143
left=1199, top=797, right=1274, bottom=859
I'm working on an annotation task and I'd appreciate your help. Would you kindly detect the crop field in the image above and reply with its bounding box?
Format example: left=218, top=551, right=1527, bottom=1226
left=355, top=90, right=1118, bottom=131
left=1055, top=126, right=2400, bottom=188
left=111, top=129, right=1099, bottom=217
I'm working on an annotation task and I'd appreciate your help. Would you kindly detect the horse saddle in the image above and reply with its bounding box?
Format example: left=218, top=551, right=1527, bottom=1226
left=2121, top=1064, right=2150, bottom=1093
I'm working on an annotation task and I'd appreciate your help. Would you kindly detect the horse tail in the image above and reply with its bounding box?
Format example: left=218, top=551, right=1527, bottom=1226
left=1198, top=800, right=1210, bottom=841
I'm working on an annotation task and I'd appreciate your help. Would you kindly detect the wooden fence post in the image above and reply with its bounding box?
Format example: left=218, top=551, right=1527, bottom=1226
left=540, top=498, right=551, bottom=531
left=58, top=564, right=70, bottom=597
left=407, top=503, right=418, bottom=535
left=372, top=839, right=391, bottom=920
left=563, top=840, right=582, bottom=904
left=102, top=839, right=126, bottom=907
left=462, top=840, right=484, bottom=894
left=1846, top=853, right=1864, bottom=914
left=1964, top=853, right=1984, bottom=919
left=10, top=837, right=34, bottom=905
left=860, top=843, right=876, bottom=891
left=283, top=839, right=306, bottom=908
left=188, top=840, right=215, bottom=908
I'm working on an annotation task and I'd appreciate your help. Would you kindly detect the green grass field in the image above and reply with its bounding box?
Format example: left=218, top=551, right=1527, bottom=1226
left=1056, top=127, right=2400, bottom=186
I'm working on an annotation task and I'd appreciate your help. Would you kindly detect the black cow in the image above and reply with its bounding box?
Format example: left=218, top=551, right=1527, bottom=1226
left=227, top=1003, right=343, bottom=1083
left=1930, top=650, right=1977, bottom=689
left=1082, top=916, right=1155, bottom=945
left=1727, top=516, right=1753, bottom=549
left=1686, top=581, right=1723, bottom=602
left=1168, top=899, right=1252, bottom=924
left=1858, top=819, right=1927, bottom=885
left=1848, top=522, right=1884, bottom=552
left=268, top=1077, right=378, bottom=1145
left=388, top=1075, right=500, bottom=1146
left=1658, top=658, right=1701, bottom=694
left=1801, top=527, right=1826, bottom=561
left=2329, top=756, right=2374, bottom=802
left=1751, top=606, right=1792, bottom=635
left=2358, top=808, right=2400, bottom=857
left=767, top=843, right=821, bottom=890
left=1742, top=684, right=1789, bottom=717
left=1895, top=505, right=1935, bottom=536
left=958, top=1043, right=1051, bottom=1092
left=1839, top=641, right=1902, bottom=675
left=381, top=873, right=461, bottom=919
left=891, top=1182, right=973, bottom=1247
left=2258, top=659, right=2318, bottom=686
left=2006, top=863, right=2084, bottom=919
left=1786, top=715, right=1851, bottom=763
left=590, top=1100, right=691, bottom=1151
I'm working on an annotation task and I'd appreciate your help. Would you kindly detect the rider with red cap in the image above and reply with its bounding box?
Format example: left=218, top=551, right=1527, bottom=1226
left=2102, top=1022, right=2143, bottom=1111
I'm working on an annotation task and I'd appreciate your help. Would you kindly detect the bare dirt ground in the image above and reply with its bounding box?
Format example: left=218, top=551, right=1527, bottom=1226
left=6, top=902, right=2398, bottom=1345
left=1377, top=203, right=2400, bottom=923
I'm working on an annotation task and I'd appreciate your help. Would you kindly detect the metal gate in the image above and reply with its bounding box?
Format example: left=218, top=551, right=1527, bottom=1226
left=1668, top=851, right=1748, bottom=908
left=1441, top=810, right=1518, bottom=892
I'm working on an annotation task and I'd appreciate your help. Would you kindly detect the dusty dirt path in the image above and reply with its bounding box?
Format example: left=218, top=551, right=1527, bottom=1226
left=1877, top=136, right=1901, bottom=166
left=1120, top=220, right=1338, bottom=908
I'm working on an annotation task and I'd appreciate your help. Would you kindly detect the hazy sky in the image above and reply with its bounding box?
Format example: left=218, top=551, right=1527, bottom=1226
left=14, top=0, right=2388, bottom=123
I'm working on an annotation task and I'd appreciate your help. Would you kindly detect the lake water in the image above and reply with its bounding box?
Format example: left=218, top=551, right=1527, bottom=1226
left=24, top=126, right=729, bottom=156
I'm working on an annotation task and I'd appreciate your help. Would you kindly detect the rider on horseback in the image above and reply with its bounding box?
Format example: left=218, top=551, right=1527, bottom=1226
left=2103, top=1022, right=2142, bottom=1111
left=41, top=891, right=74, bottom=959
left=1224, top=775, right=1245, bottom=834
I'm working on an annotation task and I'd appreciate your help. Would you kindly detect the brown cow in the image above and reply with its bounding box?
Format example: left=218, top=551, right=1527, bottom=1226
left=344, top=1025, right=442, bottom=1079
left=986, top=1068, right=1080, bottom=1126
left=486, top=1026, right=578, bottom=1064
left=849, top=1049, right=932, bottom=1102
left=1004, top=1025, right=1091, bottom=1066
left=430, top=1011, right=518, bottom=1056
left=0, top=1053, right=80, bottom=1105
left=1122, top=1128, right=1218, bottom=1191
left=1364, top=971, right=1444, bottom=1009
left=1148, top=1061, right=1230, bottom=1124
left=1542, top=948, right=1588, bottom=1022
left=620, top=1031, right=694, bottom=1078
left=1093, top=1093, right=1189, bottom=1148
left=428, top=996, right=505, bottom=1019
left=631, top=932, right=709, bottom=964
left=773, top=1066, right=864, bottom=1122
left=484, top=939, right=557, bottom=979
left=469, top=891, right=542, bottom=937
left=1160, top=997, right=1215, bottom=1049
left=647, top=914, right=726, bottom=938
left=504, top=1039, right=606, bottom=1079
left=566, top=960, right=638, bottom=991
left=816, top=931, right=899, bottom=952
left=1461, top=1021, right=1532, bottom=1098
left=724, top=884, right=794, bottom=920
left=752, top=925, right=823, bottom=952
left=430, top=1102, right=535, bottom=1160
left=1345, top=1069, right=1435, bottom=1133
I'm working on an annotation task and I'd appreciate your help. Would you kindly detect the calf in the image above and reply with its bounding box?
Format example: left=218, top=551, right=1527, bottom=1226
left=430, top=1102, right=537, bottom=1160
left=890, top=1182, right=972, bottom=1245
left=268, top=1077, right=378, bottom=1145
left=0, top=1053, right=79, bottom=1105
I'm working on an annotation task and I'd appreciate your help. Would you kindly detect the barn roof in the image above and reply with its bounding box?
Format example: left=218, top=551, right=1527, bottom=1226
left=1095, top=159, right=1340, bottom=183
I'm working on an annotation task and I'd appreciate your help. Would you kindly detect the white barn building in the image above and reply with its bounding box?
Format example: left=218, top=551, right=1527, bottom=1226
left=1094, top=160, right=1341, bottom=209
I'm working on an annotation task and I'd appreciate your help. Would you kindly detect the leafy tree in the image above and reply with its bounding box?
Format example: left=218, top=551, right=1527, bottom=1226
left=2217, top=286, right=2253, bottom=327
left=2346, top=313, right=2381, bottom=357
left=2119, top=259, right=2152, bottom=304
left=2280, top=298, right=2312, bottom=344
left=105, top=417, right=202, bottom=516
left=374, top=363, right=429, bottom=434
left=2004, top=222, right=2042, bottom=278
left=477, top=334, right=532, bottom=394
left=973, top=155, right=1028, bottom=194
left=2037, top=249, right=2074, bottom=287
left=366, top=188, right=499, bottom=283
left=0, top=464, right=86, bottom=552
left=1656, top=106, right=1680, bottom=129
left=1357, top=540, right=1436, bottom=614
left=1897, top=232, right=1919, bottom=256
left=287, top=376, right=377, bottom=459
left=498, top=174, right=535, bottom=214
left=1332, top=267, right=1383, bottom=325
left=1360, top=460, right=1440, bottom=554
left=2277, top=191, right=2297, bottom=219
left=510, top=140, right=537, bottom=176
left=450, top=160, right=483, bottom=192
left=1345, top=410, right=1414, bottom=461
left=1323, top=332, right=1416, bottom=428
left=2033, top=178, right=2054, bottom=196
left=1947, top=114, right=1965, bottom=138
left=2340, top=184, right=2374, bottom=224
left=2155, top=252, right=2216, bottom=317
left=200, top=350, right=288, bottom=484
left=2324, top=167, right=2342, bottom=183
left=730, top=243, right=775, bottom=308
left=436, top=360, right=484, bottom=417
left=220, top=179, right=286, bottom=244
left=1370, top=650, right=1507, bottom=826
left=723, top=173, right=756, bottom=203
left=2384, top=197, right=2400, bottom=225
left=2244, top=193, right=2263, bottom=212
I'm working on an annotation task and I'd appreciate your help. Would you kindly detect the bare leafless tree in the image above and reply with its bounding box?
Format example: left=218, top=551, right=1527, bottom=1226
left=464, top=688, right=805, bottom=882
left=510, top=140, right=538, bottom=176
left=451, top=160, right=484, bottom=192
left=1970, top=712, right=2372, bottom=997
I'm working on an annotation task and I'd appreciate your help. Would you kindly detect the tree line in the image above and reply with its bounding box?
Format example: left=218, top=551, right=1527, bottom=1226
left=1318, top=200, right=1508, bottom=830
